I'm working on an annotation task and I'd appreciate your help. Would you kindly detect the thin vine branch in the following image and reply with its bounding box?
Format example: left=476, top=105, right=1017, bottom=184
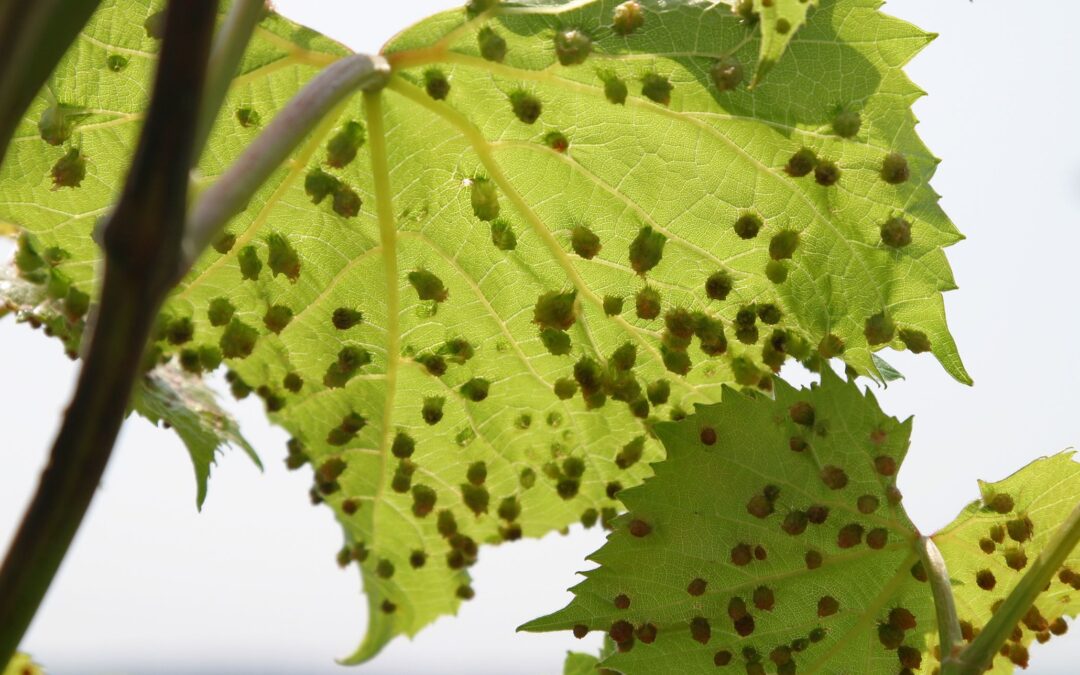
left=918, top=536, right=964, bottom=669
left=181, top=52, right=390, bottom=272
left=0, top=1, right=219, bottom=664
left=193, top=0, right=266, bottom=161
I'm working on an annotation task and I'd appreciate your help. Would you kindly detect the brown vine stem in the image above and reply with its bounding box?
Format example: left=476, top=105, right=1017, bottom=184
left=0, top=1, right=219, bottom=665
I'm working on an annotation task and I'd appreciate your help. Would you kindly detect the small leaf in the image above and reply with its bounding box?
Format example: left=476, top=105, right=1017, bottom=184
left=131, top=362, right=261, bottom=509
left=524, top=371, right=1080, bottom=673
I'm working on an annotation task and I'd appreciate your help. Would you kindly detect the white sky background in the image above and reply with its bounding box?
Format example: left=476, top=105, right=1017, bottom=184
left=2, top=1, right=1079, bottom=673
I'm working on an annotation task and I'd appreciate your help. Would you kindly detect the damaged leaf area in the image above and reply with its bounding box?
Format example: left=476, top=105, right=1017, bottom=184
left=523, top=371, right=1080, bottom=674
left=0, top=0, right=967, bottom=662
left=1, top=256, right=258, bottom=509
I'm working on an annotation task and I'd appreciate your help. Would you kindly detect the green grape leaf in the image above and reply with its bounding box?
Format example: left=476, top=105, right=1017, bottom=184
left=523, top=371, right=1080, bottom=673
left=932, top=453, right=1080, bottom=672
left=564, top=650, right=603, bottom=675
left=131, top=362, right=261, bottom=510
left=2, top=653, right=43, bottom=675
left=0, top=254, right=258, bottom=509
left=0, top=0, right=968, bottom=661
left=749, top=0, right=820, bottom=86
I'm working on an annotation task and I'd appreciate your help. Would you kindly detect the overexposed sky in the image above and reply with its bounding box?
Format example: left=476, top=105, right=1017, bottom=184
left=2, top=1, right=1080, bottom=673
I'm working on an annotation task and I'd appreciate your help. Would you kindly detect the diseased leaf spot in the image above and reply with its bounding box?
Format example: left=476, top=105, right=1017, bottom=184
left=424, top=68, right=450, bottom=100
left=636, top=623, right=657, bottom=644
left=478, top=26, right=507, bottom=62
left=612, top=1, right=645, bottom=35
left=874, top=455, right=897, bottom=476
left=144, top=10, right=165, bottom=39
left=533, top=290, right=577, bottom=330
left=554, top=377, right=578, bottom=400
left=509, top=90, right=542, bottom=124
left=1005, top=549, right=1028, bottom=571
left=699, top=426, right=717, bottom=446
left=613, top=593, right=630, bottom=609
left=881, top=152, right=910, bottom=184
left=641, top=72, right=673, bottom=105
left=837, top=523, right=864, bottom=548
left=50, top=148, right=86, bottom=189
left=765, top=260, right=788, bottom=284
left=866, top=528, right=888, bottom=549
left=628, top=518, right=652, bottom=537
left=409, top=269, right=449, bottom=303
left=332, top=185, right=361, bottom=217
left=731, top=543, right=752, bottom=566
left=782, top=510, right=808, bottom=535
left=857, top=495, right=880, bottom=514
left=462, top=482, right=490, bottom=514
left=785, top=148, right=816, bottom=177
left=705, top=271, right=733, bottom=301
left=266, top=233, right=301, bottom=282
left=411, top=485, right=437, bottom=517
left=602, top=294, right=624, bottom=316
left=880, top=216, right=912, bottom=248
left=470, top=177, right=500, bottom=221
left=817, top=596, right=839, bottom=617
left=864, top=312, right=895, bottom=346
left=213, top=232, right=236, bottom=254
left=554, top=29, right=592, bottom=66
left=805, top=550, right=823, bottom=569
left=326, top=121, right=365, bottom=169
left=775, top=18, right=791, bottom=33
left=789, top=401, right=815, bottom=426
left=305, top=168, right=339, bottom=205
left=690, top=617, right=711, bottom=644
left=207, top=298, right=235, bottom=327
left=753, top=585, right=775, bottom=611
left=989, top=524, right=1005, bottom=544
left=220, top=318, right=258, bottom=359
left=814, top=160, right=840, bottom=186
left=769, top=231, right=799, bottom=261
left=263, top=304, right=293, bottom=334
left=647, top=379, right=670, bottom=405
left=235, top=106, right=260, bottom=128
left=324, top=345, right=372, bottom=387
left=629, top=226, right=666, bottom=275
left=460, top=377, right=491, bottom=402
left=570, top=225, right=601, bottom=259
left=602, top=73, right=628, bottom=105
left=899, top=329, right=931, bottom=354
left=1006, top=516, right=1034, bottom=543
left=165, top=316, right=194, bottom=345
left=976, top=569, right=996, bottom=590
left=332, top=308, right=364, bottom=330
left=635, top=286, right=661, bottom=320
left=238, top=245, right=262, bottom=280
left=714, top=651, right=733, bottom=666
left=326, top=412, right=366, bottom=446
left=687, top=577, right=707, bottom=596
left=832, top=110, right=861, bottom=138
left=877, top=622, right=903, bottom=650
left=711, top=56, right=744, bottom=92
left=106, top=54, right=129, bottom=72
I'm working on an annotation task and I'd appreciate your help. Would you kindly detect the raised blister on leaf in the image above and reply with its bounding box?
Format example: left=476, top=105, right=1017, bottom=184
left=612, top=1, right=645, bottom=35
left=640, top=73, right=673, bottom=105
left=326, top=121, right=366, bottom=169
left=554, top=29, right=592, bottom=66
left=424, top=68, right=450, bottom=100
left=50, top=148, right=86, bottom=189
left=470, top=176, right=500, bottom=221
left=478, top=26, right=507, bottom=62
left=711, top=56, right=744, bottom=92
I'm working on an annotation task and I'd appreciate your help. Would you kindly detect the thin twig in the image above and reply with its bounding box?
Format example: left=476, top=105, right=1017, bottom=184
left=0, top=1, right=219, bottom=664
left=180, top=53, right=390, bottom=273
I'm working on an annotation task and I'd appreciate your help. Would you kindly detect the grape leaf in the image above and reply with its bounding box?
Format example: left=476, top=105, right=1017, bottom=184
left=0, top=251, right=258, bottom=509
left=748, top=0, right=820, bottom=86
left=523, top=371, right=1080, bottom=673
left=131, top=362, right=262, bottom=509
left=931, top=453, right=1080, bottom=672
left=2, top=653, right=43, bottom=675
left=0, top=0, right=968, bottom=661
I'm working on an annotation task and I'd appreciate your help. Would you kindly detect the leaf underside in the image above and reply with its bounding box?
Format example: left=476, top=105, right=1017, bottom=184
left=0, top=256, right=256, bottom=509
left=749, top=0, right=821, bottom=85
left=0, top=0, right=969, bottom=661
left=524, top=370, right=1080, bottom=674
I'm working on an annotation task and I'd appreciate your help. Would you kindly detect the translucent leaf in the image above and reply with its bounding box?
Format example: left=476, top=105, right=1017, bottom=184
left=523, top=371, right=1080, bottom=673
left=131, top=362, right=262, bottom=510
left=0, top=257, right=258, bottom=509
left=0, top=0, right=967, bottom=661
left=749, top=0, right=820, bottom=85
left=2, top=653, right=43, bottom=675
left=932, top=454, right=1080, bottom=672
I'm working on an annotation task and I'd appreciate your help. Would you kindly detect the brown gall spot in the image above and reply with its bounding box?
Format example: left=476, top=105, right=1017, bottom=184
left=857, top=495, right=880, bottom=514
left=614, top=594, right=630, bottom=610
left=806, top=505, right=829, bottom=524
left=867, top=528, right=888, bottom=549
left=572, top=624, right=589, bottom=639
left=636, top=623, right=658, bottom=644
left=785, top=148, right=816, bottom=178
left=837, top=524, right=864, bottom=548
left=820, top=466, right=848, bottom=490
left=874, top=455, right=897, bottom=476
left=690, top=616, right=711, bottom=644
left=1005, top=549, right=1028, bottom=571
left=881, top=152, right=910, bottom=184
left=731, top=543, right=752, bottom=566
left=814, top=160, right=840, bottom=186
left=687, top=577, right=707, bottom=596
left=976, top=569, right=996, bottom=591
left=817, top=596, right=839, bottom=617
left=753, top=585, right=775, bottom=611
left=628, top=519, right=652, bottom=537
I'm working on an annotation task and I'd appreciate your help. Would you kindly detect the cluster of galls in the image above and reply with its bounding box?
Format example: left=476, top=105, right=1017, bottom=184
left=303, top=120, right=366, bottom=218
left=11, top=236, right=89, bottom=359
